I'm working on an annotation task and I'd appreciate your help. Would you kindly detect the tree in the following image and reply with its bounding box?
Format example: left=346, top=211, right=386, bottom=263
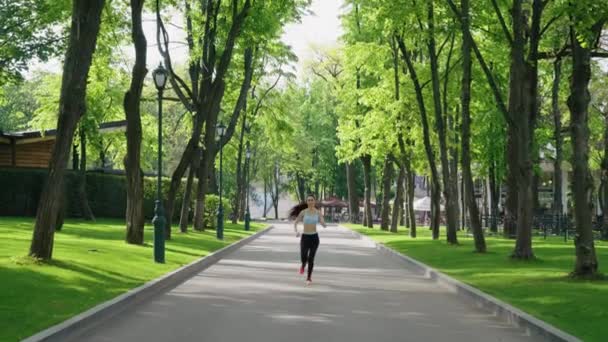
left=567, top=2, right=606, bottom=277
left=459, top=0, right=486, bottom=252
left=29, top=0, right=106, bottom=260
left=396, top=36, right=442, bottom=239
left=157, top=0, right=307, bottom=235
left=124, top=0, right=147, bottom=244
left=156, top=0, right=255, bottom=234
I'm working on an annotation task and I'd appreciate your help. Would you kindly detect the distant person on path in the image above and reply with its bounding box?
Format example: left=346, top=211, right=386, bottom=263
left=290, top=195, right=327, bottom=286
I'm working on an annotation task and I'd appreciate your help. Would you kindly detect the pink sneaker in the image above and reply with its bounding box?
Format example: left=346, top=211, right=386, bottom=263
left=299, top=266, right=305, bottom=275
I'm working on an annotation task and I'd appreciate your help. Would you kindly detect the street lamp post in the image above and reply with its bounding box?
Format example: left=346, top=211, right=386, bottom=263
left=216, top=122, right=226, bottom=240
left=245, top=142, right=251, bottom=231
left=152, top=63, right=168, bottom=263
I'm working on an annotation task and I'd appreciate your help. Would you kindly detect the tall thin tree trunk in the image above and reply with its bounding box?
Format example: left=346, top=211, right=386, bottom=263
left=408, top=171, right=417, bottom=237
left=362, top=155, right=373, bottom=228
left=193, top=149, right=211, bottom=231
left=489, top=161, right=499, bottom=233
left=30, top=0, right=105, bottom=259
left=391, top=165, right=405, bottom=233
left=179, top=160, right=196, bottom=233
left=273, top=163, right=280, bottom=219
left=431, top=180, right=440, bottom=238
left=602, top=110, right=608, bottom=240
left=263, top=177, right=268, bottom=218
left=124, top=0, right=146, bottom=244
left=552, top=59, right=563, bottom=217
left=233, top=111, right=247, bottom=224
left=427, top=1, right=458, bottom=244
left=461, top=174, right=466, bottom=229
left=403, top=172, right=409, bottom=228
left=380, top=155, right=394, bottom=230
left=239, top=157, right=249, bottom=221
left=78, top=129, right=95, bottom=221
left=402, top=173, right=407, bottom=227
left=346, top=162, right=359, bottom=223
left=460, top=0, right=485, bottom=252
left=568, top=23, right=601, bottom=277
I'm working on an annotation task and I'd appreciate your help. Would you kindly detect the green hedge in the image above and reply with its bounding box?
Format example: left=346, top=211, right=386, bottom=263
left=0, top=168, right=79, bottom=217
left=0, top=168, right=229, bottom=226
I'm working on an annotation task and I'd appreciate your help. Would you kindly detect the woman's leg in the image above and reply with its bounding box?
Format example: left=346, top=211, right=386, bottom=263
left=307, top=234, right=320, bottom=280
left=300, top=235, right=310, bottom=269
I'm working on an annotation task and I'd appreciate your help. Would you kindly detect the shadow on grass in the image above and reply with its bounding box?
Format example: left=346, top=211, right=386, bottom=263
left=0, top=265, right=136, bottom=342
left=48, top=259, right=143, bottom=284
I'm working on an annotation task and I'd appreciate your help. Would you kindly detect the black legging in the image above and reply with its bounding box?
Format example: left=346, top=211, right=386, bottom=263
left=300, top=233, right=320, bottom=280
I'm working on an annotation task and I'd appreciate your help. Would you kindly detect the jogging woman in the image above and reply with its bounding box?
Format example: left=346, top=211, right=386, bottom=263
left=290, top=195, right=326, bottom=286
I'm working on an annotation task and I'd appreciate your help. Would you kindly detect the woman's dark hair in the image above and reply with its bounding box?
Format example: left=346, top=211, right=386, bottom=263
left=288, top=195, right=318, bottom=220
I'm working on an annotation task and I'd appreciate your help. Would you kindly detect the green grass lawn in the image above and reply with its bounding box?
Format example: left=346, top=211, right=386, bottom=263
left=345, top=224, right=608, bottom=342
left=0, top=217, right=266, bottom=342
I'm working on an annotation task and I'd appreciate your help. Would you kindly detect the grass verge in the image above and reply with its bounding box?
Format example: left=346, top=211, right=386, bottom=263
left=0, top=217, right=265, bottom=342
left=345, top=224, right=608, bottom=342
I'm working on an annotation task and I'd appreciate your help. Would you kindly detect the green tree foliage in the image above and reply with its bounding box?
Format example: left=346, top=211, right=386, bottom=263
left=0, top=0, right=71, bottom=83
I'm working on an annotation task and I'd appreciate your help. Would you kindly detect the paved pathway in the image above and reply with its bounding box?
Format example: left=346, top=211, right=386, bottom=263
left=76, top=224, right=542, bottom=342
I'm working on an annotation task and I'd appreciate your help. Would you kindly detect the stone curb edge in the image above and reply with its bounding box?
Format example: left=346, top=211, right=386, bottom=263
left=21, top=225, right=275, bottom=342
left=344, top=227, right=581, bottom=342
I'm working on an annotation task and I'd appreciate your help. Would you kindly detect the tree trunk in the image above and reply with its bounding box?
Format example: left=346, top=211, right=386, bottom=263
left=407, top=170, right=417, bottom=237
left=391, top=165, right=405, bottom=233
left=511, top=0, right=544, bottom=260
left=430, top=179, right=440, bottom=239
left=193, top=149, right=211, bottom=231
left=450, top=115, right=460, bottom=232
left=489, top=161, right=499, bottom=233
left=552, top=59, right=563, bottom=216
left=504, top=129, right=518, bottom=238
left=461, top=173, right=466, bottom=229
left=460, top=0, right=485, bottom=252
left=568, top=23, right=601, bottom=277
left=78, top=129, right=95, bottom=221
left=602, top=110, right=608, bottom=240
left=239, top=156, right=249, bottom=221
left=296, top=172, right=307, bottom=203
left=72, top=144, right=79, bottom=171
left=346, top=162, right=359, bottom=223
left=362, top=154, right=373, bottom=228
left=380, top=155, right=394, bottom=230
left=179, top=161, right=196, bottom=233
left=124, top=0, right=146, bottom=244
left=532, top=168, right=540, bottom=213
left=273, top=163, right=280, bottom=219
left=427, top=1, right=458, bottom=244
left=233, top=112, right=247, bottom=224
left=263, top=177, right=268, bottom=218
left=29, top=0, right=105, bottom=260
left=166, top=136, right=198, bottom=232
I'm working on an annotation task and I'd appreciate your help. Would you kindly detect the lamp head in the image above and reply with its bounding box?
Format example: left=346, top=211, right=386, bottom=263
left=152, top=63, right=168, bottom=90
left=216, top=122, right=226, bottom=138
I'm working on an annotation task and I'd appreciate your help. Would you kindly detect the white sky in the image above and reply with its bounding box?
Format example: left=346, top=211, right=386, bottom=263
left=28, top=0, right=344, bottom=80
